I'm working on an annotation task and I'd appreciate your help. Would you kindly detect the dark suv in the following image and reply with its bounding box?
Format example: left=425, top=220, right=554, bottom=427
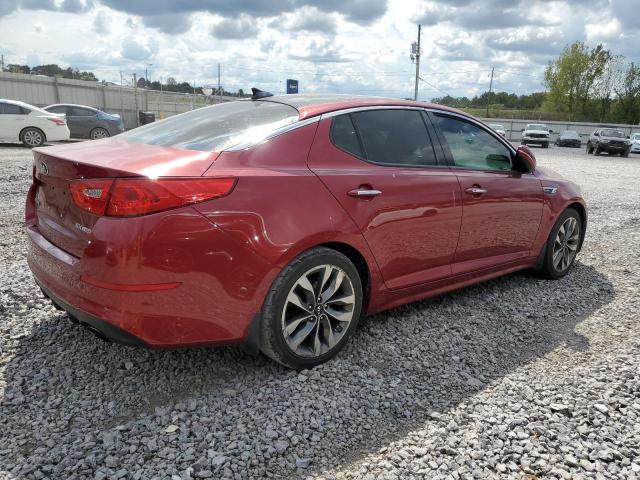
left=586, top=128, right=632, bottom=157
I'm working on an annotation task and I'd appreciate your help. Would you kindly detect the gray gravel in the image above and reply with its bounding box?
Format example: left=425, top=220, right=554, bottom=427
left=1, top=143, right=639, bottom=480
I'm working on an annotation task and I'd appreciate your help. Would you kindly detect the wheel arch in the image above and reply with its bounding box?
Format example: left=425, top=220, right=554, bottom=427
left=567, top=202, right=587, bottom=252
left=20, top=126, right=46, bottom=143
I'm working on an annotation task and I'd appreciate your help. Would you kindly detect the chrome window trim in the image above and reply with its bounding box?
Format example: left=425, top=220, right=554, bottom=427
left=225, top=115, right=321, bottom=151
left=319, top=105, right=517, bottom=156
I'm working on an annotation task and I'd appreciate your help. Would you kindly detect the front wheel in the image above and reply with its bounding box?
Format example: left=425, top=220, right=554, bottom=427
left=622, top=149, right=630, bottom=158
left=586, top=143, right=593, bottom=154
left=538, top=208, right=582, bottom=279
left=260, top=247, right=363, bottom=369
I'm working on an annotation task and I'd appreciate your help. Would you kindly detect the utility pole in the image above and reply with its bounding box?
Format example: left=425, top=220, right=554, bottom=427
left=133, top=73, right=139, bottom=126
left=1, top=54, right=4, bottom=72
left=486, top=66, right=494, bottom=117
left=217, top=63, right=221, bottom=102
left=413, top=24, right=421, bottom=101
left=119, top=71, right=124, bottom=123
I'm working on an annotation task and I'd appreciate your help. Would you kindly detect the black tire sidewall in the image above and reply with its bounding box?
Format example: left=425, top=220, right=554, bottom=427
left=543, top=208, right=581, bottom=279
left=261, top=248, right=363, bottom=369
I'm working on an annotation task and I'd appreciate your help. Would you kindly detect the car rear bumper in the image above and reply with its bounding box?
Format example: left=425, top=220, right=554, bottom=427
left=26, top=213, right=265, bottom=348
left=46, top=126, right=71, bottom=142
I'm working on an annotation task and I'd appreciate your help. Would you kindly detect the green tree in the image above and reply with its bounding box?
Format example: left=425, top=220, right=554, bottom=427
left=613, top=62, right=640, bottom=124
left=544, top=42, right=611, bottom=120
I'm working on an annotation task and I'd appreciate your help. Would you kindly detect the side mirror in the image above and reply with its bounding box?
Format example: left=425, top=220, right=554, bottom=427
left=514, top=145, right=536, bottom=173
left=549, top=129, right=553, bottom=134
left=594, top=132, right=599, bottom=137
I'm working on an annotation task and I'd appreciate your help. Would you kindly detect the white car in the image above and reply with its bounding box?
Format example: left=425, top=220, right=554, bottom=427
left=489, top=123, right=507, bottom=137
left=521, top=123, right=551, bottom=148
left=0, top=99, right=70, bottom=147
left=631, top=133, right=640, bottom=153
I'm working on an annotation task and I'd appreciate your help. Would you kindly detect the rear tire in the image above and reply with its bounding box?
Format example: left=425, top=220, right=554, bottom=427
left=259, top=247, right=363, bottom=369
left=543, top=142, right=549, bottom=148
left=90, top=127, right=110, bottom=140
left=21, top=127, right=45, bottom=148
left=537, top=208, right=582, bottom=280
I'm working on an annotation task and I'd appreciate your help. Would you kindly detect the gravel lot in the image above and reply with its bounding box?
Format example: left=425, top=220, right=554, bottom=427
left=0, top=143, right=639, bottom=480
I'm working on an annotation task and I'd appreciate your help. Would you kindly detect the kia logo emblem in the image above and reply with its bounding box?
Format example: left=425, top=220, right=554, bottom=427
left=40, top=160, right=49, bottom=175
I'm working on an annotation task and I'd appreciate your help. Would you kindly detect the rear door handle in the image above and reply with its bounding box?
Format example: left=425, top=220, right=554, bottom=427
left=348, top=188, right=382, bottom=198
left=464, top=186, right=487, bottom=195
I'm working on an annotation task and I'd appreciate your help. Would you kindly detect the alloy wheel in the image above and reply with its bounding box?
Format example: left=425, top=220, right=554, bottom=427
left=91, top=128, right=109, bottom=139
left=552, top=217, right=580, bottom=272
left=24, top=130, right=42, bottom=146
left=281, top=264, right=355, bottom=358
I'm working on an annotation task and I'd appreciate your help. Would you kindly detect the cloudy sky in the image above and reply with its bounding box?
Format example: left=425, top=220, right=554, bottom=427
left=1, top=0, right=638, bottom=100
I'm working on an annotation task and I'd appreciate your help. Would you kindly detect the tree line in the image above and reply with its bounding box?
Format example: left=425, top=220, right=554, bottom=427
left=3, top=63, right=98, bottom=81
left=434, top=42, right=640, bottom=124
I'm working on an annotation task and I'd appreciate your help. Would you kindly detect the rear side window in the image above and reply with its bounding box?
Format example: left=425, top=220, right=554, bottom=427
left=331, top=110, right=437, bottom=167
left=120, top=101, right=299, bottom=152
left=69, top=107, right=95, bottom=116
left=433, top=114, right=512, bottom=171
left=0, top=103, right=28, bottom=114
left=46, top=106, right=67, bottom=114
left=330, top=114, right=364, bottom=158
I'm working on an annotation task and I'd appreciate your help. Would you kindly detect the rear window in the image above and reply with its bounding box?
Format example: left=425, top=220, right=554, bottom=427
left=120, top=100, right=299, bottom=151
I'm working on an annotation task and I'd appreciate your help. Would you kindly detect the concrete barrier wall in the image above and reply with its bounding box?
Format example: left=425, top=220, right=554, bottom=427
left=0, top=71, right=235, bottom=129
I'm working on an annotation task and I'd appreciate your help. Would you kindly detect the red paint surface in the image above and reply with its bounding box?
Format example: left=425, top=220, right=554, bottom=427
left=26, top=100, right=586, bottom=348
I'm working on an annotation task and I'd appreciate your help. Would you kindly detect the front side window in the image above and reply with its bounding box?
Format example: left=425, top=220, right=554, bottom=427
left=433, top=114, right=512, bottom=171
left=120, top=100, right=299, bottom=152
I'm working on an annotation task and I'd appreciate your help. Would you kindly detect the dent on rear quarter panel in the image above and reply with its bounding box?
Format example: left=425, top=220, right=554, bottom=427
left=196, top=122, right=382, bottom=312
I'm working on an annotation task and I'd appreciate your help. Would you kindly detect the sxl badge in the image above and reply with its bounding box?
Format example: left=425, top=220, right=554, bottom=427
left=75, top=222, right=92, bottom=234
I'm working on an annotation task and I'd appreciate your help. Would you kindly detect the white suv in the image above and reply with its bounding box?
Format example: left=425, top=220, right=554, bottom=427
left=631, top=133, right=640, bottom=153
left=521, top=123, right=551, bottom=148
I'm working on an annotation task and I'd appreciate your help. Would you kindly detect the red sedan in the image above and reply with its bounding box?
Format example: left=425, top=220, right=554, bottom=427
left=26, top=91, right=586, bottom=369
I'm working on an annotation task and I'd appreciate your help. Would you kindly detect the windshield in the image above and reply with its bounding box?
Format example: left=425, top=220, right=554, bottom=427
left=527, top=124, right=548, bottom=131
left=120, top=100, right=299, bottom=151
left=600, top=129, right=625, bottom=138
left=633, top=134, right=640, bottom=140
left=561, top=131, right=580, bottom=138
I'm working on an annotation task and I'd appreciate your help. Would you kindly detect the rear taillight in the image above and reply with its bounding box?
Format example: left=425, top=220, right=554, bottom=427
left=47, top=117, right=66, bottom=126
left=69, top=177, right=235, bottom=217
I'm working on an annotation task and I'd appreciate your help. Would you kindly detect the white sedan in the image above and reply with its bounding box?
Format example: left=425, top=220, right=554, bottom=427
left=0, top=99, right=70, bottom=147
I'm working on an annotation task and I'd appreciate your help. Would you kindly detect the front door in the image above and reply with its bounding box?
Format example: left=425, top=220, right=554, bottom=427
left=429, top=112, right=543, bottom=274
left=308, top=108, right=462, bottom=290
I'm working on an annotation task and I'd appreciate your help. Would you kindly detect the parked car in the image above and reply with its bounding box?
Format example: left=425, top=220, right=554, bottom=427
left=555, top=130, right=582, bottom=148
left=489, top=123, right=506, bottom=137
left=44, top=104, right=125, bottom=139
left=26, top=92, right=586, bottom=369
left=0, top=99, right=70, bottom=147
left=630, top=133, right=640, bottom=153
left=521, top=123, right=551, bottom=148
left=586, top=128, right=632, bottom=157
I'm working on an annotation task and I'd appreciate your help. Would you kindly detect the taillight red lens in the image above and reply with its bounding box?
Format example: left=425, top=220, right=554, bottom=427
left=47, top=117, right=66, bottom=126
left=69, top=179, right=114, bottom=215
left=69, top=178, right=235, bottom=217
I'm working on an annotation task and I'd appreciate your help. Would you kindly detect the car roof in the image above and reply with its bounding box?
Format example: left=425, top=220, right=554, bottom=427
left=254, top=94, right=465, bottom=120
left=46, top=103, right=99, bottom=111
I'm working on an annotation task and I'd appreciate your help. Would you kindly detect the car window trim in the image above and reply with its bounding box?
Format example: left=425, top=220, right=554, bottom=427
left=428, top=111, right=521, bottom=174
left=326, top=107, right=449, bottom=170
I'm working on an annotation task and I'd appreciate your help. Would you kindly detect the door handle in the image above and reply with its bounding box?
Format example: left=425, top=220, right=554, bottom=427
left=348, top=188, right=382, bottom=198
left=464, top=186, right=487, bottom=195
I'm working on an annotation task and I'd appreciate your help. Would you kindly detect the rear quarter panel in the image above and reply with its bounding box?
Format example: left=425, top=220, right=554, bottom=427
left=197, top=122, right=383, bottom=314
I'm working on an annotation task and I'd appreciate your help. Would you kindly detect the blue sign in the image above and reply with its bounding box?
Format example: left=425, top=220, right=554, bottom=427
left=286, top=79, right=299, bottom=94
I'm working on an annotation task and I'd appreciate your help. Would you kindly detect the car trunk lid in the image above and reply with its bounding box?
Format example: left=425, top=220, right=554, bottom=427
left=31, top=139, right=219, bottom=257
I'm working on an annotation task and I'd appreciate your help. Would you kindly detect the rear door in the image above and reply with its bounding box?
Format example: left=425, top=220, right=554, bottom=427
left=308, top=108, right=462, bottom=290
left=66, top=106, right=96, bottom=138
left=429, top=112, right=543, bottom=274
left=0, top=102, right=28, bottom=140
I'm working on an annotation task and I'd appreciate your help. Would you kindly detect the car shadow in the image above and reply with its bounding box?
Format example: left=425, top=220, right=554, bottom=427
left=0, top=261, right=614, bottom=478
